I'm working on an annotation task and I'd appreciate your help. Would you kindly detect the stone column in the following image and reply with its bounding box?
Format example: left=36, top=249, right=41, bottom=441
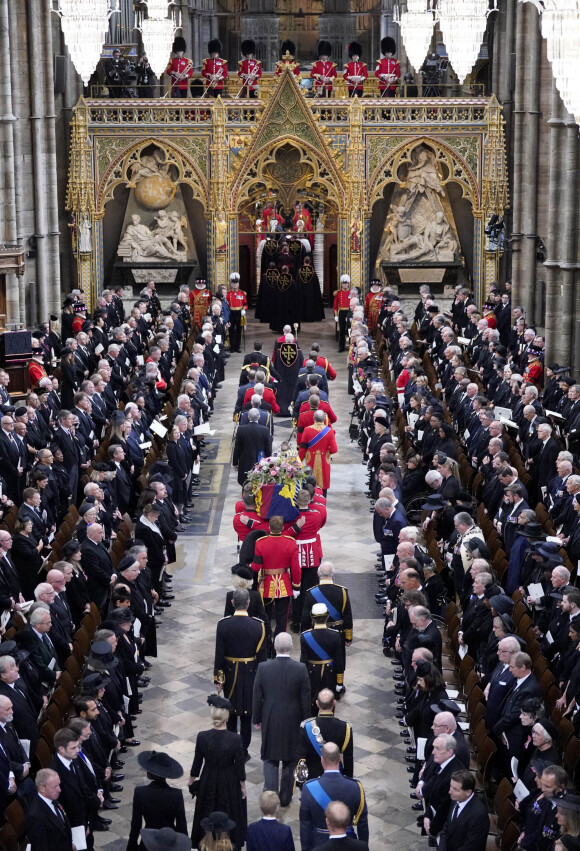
left=510, top=2, right=541, bottom=323
left=241, top=3, right=280, bottom=73
left=543, top=84, right=563, bottom=366
left=319, top=0, right=356, bottom=70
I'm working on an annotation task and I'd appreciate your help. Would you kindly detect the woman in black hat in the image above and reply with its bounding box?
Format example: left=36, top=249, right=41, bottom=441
left=554, top=617, right=580, bottom=718
left=505, top=512, right=547, bottom=594
left=189, top=696, right=246, bottom=850
left=11, top=518, right=45, bottom=601
left=127, top=751, right=187, bottom=851
left=59, top=346, right=79, bottom=410
left=61, top=539, right=92, bottom=628
left=404, top=661, right=448, bottom=743
left=401, top=454, right=425, bottom=506
left=554, top=797, right=580, bottom=848
left=516, top=697, right=545, bottom=779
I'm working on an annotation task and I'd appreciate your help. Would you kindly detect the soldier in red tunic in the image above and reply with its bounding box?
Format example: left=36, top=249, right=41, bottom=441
left=166, top=36, right=193, bottom=98
left=375, top=36, right=400, bottom=97
left=238, top=39, right=262, bottom=98
left=364, top=279, right=384, bottom=334
left=202, top=39, right=228, bottom=97
left=333, top=274, right=352, bottom=352
left=287, top=489, right=327, bottom=629
left=251, top=515, right=301, bottom=636
left=189, top=280, right=212, bottom=332
left=310, top=41, right=337, bottom=98
left=275, top=40, right=301, bottom=78
left=343, top=42, right=367, bottom=97
left=28, top=348, right=48, bottom=387
left=299, top=411, right=338, bottom=494
left=225, top=272, right=248, bottom=353
left=523, top=346, right=544, bottom=389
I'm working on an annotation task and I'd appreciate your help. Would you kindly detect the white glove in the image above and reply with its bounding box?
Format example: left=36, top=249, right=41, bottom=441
left=241, top=309, right=246, bottom=316
left=335, top=684, right=343, bottom=692
left=293, top=590, right=300, bottom=598
left=334, top=316, right=338, bottom=323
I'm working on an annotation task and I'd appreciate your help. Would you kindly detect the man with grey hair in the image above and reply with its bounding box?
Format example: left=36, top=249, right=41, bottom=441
left=239, top=393, right=272, bottom=433
left=528, top=421, right=558, bottom=501
left=232, top=405, right=272, bottom=487
left=422, top=733, right=461, bottom=842
left=252, top=631, right=311, bottom=807
left=19, top=607, right=61, bottom=687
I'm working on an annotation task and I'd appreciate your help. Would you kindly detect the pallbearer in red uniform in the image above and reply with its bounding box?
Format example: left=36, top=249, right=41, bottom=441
left=166, top=36, right=193, bottom=98
left=299, top=410, right=338, bottom=495
left=364, top=279, right=384, bottom=334
left=202, top=39, right=228, bottom=97
left=333, top=274, right=352, bottom=352
left=310, top=41, right=337, bottom=98
left=343, top=42, right=367, bottom=97
left=189, top=279, right=212, bottom=332
left=238, top=39, right=262, bottom=98
left=275, top=40, right=301, bottom=78
left=375, top=36, right=400, bottom=97
left=225, top=272, right=248, bottom=353
left=251, top=515, right=301, bottom=636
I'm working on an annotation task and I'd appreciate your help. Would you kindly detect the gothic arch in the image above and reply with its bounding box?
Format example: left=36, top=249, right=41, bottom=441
left=96, top=138, right=209, bottom=212
left=367, top=137, right=480, bottom=211
left=228, top=136, right=348, bottom=213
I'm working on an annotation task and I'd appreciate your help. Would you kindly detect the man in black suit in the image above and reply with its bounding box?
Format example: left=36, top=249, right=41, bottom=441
left=0, top=531, right=23, bottom=614
left=438, top=769, right=490, bottom=851
left=316, top=800, right=369, bottom=850
left=49, top=727, right=101, bottom=845
left=492, top=650, right=541, bottom=764
left=0, top=415, right=26, bottom=502
left=232, top=409, right=272, bottom=487
left=80, top=524, right=116, bottom=614
left=52, top=409, right=82, bottom=501
left=25, top=768, right=74, bottom=851
left=482, top=636, right=519, bottom=730
left=0, top=651, right=41, bottom=754
left=498, top=482, right=529, bottom=555
left=297, top=688, right=354, bottom=779
left=422, top=735, right=462, bottom=842
left=529, top=422, right=559, bottom=502
left=108, top=444, right=133, bottom=515
left=252, top=631, right=311, bottom=807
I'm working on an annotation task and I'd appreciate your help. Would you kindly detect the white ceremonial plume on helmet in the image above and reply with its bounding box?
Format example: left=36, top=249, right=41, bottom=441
left=340, top=274, right=351, bottom=283
left=230, top=272, right=240, bottom=281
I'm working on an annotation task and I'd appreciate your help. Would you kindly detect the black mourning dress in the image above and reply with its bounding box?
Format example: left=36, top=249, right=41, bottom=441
left=190, top=727, right=247, bottom=849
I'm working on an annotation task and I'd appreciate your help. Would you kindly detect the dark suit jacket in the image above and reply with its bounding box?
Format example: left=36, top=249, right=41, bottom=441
left=439, top=793, right=490, bottom=851
left=423, top=755, right=463, bottom=836
left=0, top=680, right=40, bottom=753
left=300, top=772, right=369, bottom=851
left=492, top=673, right=541, bottom=755
left=127, top=779, right=187, bottom=851
left=48, top=754, right=98, bottom=828
left=25, top=792, right=74, bottom=851
left=233, top=422, right=272, bottom=486
left=246, top=817, right=296, bottom=851
left=80, top=538, right=114, bottom=612
left=252, top=656, right=311, bottom=762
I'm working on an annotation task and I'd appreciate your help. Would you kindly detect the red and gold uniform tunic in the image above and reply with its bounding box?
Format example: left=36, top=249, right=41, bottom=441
left=166, top=56, right=193, bottom=92
left=251, top=532, right=301, bottom=598
left=375, top=56, right=400, bottom=94
left=333, top=288, right=351, bottom=315
left=299, top=422, right=338, bottom=490
left=303, top=355, right=337, bottom=381
left=364, top=289, right=384, bottom=334
left=310, top=59, right=337, bottom=94
left=28, top=359, right=48, bottom=386
left=242, top=385, right=280, bottom=414
left=238, top=58, right=262, bottom=91
left=225, top=289, right=248, bottom=314
left=298, top=400, right=337, bottom=426
left=189, top=286, right=212, bottom=330
left=288, top=507, right=326, bottom=569
left=524, top=359, right=543, bottom=388
left=233, top=510, right=269, bottom=542
left=202, top=57, right=228, bottom=93
left=343, top=61, right=368, bottom=94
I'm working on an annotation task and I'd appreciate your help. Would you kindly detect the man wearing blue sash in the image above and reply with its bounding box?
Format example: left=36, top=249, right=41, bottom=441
left=299, top=743, right=368, bottom=850
left=300, top=604, right=344, bottom=713
left=300, top=562, right=353, bottom=650
left=298, top=688, right=354, bottom=779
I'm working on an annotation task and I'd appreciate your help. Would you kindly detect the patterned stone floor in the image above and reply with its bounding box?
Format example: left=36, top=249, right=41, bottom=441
left=94, top=311, right=428, bottom=850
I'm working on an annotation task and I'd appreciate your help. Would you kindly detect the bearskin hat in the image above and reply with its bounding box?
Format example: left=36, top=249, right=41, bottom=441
left=348, top=41, right=362, bottom=59
left=317, top=40, right=332, bottom=58
left=208, top=39, right=222, bottom=55
left=381, top=36, right=396, bottom=56
left=241, top=39, right=256, bottom=56
left=172, top=36, right=186, bottom=54
left=281, top=39, right=296, bottom=58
